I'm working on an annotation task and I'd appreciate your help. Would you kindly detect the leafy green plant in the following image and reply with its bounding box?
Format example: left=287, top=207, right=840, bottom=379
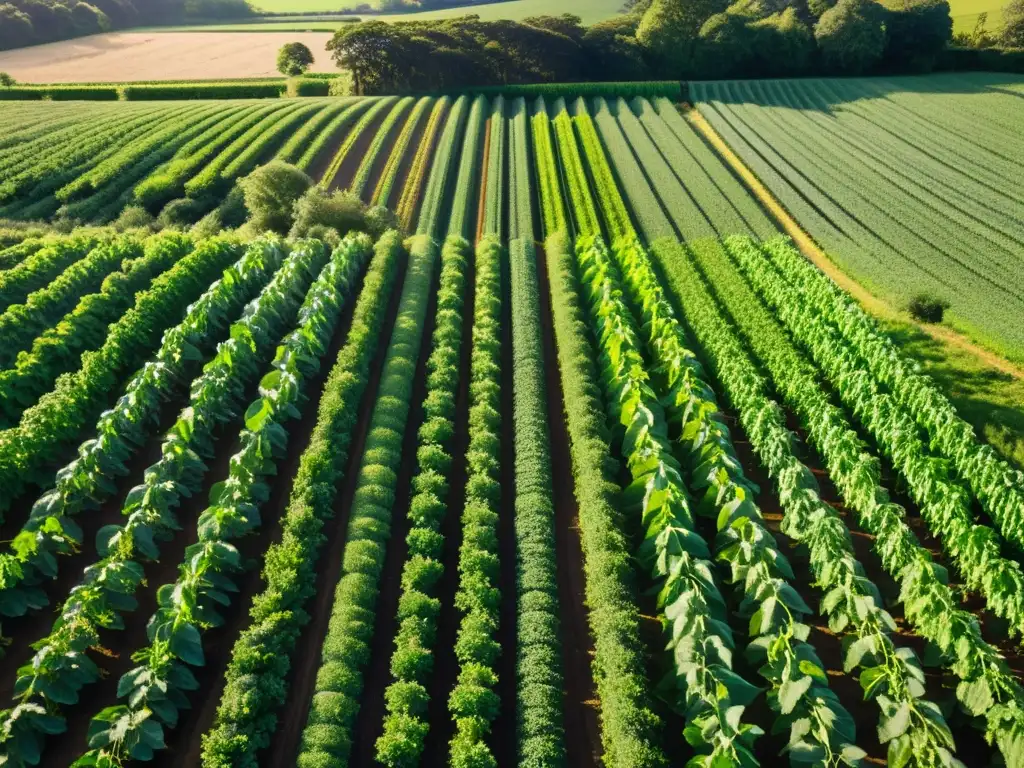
left=0, top=235, right=98, bottom=316
left=201, top=230, right=401, bottom=768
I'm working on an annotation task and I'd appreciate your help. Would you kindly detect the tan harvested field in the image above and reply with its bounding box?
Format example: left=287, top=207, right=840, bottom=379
left=0, top=31, right=337, bottom=83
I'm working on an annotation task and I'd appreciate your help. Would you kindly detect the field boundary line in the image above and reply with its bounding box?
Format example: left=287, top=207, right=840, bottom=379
left=683, top=105, right=1024, bottom=381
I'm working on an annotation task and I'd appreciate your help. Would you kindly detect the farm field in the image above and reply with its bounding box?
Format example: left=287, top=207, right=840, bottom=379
left=691, top=73, right=1024, bottom=364
left=0, top=82, right=1023, bottom=768
left=0, top=32, right=337, bottom=83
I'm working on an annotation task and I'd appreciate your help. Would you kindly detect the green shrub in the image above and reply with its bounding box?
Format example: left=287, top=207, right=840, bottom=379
left=238, top=161, right=313, bottom=234
left=278, top=42, right=315, bottom=76
left=908, top=293, right=950, bottom=322
left=290, top=188, right=367, bottom=239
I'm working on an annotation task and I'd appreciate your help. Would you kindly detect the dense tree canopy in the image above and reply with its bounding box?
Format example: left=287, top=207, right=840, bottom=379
left=277, top=41, right=314, bottom=76
left=815, top=0, right=887, bottom=72
left=1002, top=0, right=1024, bottom=46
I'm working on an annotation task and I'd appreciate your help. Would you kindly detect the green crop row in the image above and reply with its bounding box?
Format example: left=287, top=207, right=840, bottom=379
left=448, top=235, right=504, bottom=768
left=452, top=82, right=683, bottom=99
left=73, top=235, right=367, bottom=767
left=0, top=235, right=231, bottom=517
left=417, top=95, right=471, bottom=239
left=0, top=79, right=332, bottom=101
left=541, top=230, right=666, bottom=767
left=350, top=97, right=416, bottom=199
left=0, top=237, right=257, bottom=631
left=396, top=98, right=449, bottom=232
left=651, top=238, right=959, bottom=767
left=277, top=98, right=357, bottom=165
left=480, top=97, right=505, bottom=240
left=0, top=239, right=44, bottom=270
left=0, top=235, right=98, bottom=316
left=295, top=99, right=375, bottom=174
left=320, top=97, right=399, bottom=190
left=530, top=98, right=567, bottom=239
left=508, top=98, right=533, bottom=243
left=296, top=234, right=435, bottom=768
left=376, top=234, right=469, bottom=767
left=201, top=231, right=401, bottom=768
left=0, top=237, right=137, bottom=370
left=445, top=96, right=487, bottom=241
left=373, top=97, right=434, bottom=209
left=687, top=235, right=1024, bottom=768
left=548, top=99, right=599, bottom=238
left=508, top=237, right=565, bottom=765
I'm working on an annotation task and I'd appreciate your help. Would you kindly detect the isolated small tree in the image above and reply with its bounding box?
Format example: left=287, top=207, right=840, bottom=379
left=239, top=161, right=313, bottom=234
left=0, top=71, right=15, bottom=86
left=815, top=0, right=886, bottom=73
left=1002, top=0, right=1024, bottom=47
left=277, top=41, right=314, bottom=76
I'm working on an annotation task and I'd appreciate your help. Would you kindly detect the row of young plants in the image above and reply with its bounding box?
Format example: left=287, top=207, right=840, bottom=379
left=201, top=231, right=402, bottom=768
left=54, top=103, right=229, bottom=203
left=0, top=237, right=305, bottom=766
left=548, top=99, right=601, bottom=239
left=295, top=99, right=374, bottom=175
left=132, top=103, right=276, bottom=212
left=509, top=235, right=565, bottom=765
left=416, top=96, right=471, bottom=239
left=608, top=99, right=713, bottom=242
left=569, top=98, right=632, bottom=242
left=508, top=98, right=533, bottom=242
left=0, top=237, right=138, bottom=369
left=296, top=235, right=435, bottom=767
left=530, top=99, right=568, bottom=237
left=688, top=236, right=1024, bottom=767
left=727, top=239, right=1024, bottom=638
left=277, top=98, right=357, bottom=166
left=650, top=238, right=961, bottom=767
left=185, top=102, right=319, bottom=199
left=319, top=97, right=400, bottom=191
left=0, top=239, right=45, bottom=270
left=0, top=237, right=263, bottom=638
left=397, top=99, right=450, bottom=232
left=0, top=235, right=98, bottom=316
left=72, top=234, right=371, bottom=766
left=447, top=235, right=504, bottom=767
left=350, top=97, right=416, bottom=199
left=373, top=98, right=434, bottom=208
left=480, top=98, right=506, bottom=240
left=445, top=96, right=487, bottom=242
left=0, top=235, right=179, bottom=428
left=217, top=102, right=328, bottom=188
left=375, top=235, right=469, bottom=767
left=541, top=230, right=666, bottom=767
left=762, top=240, right=1024, bottom=557
left=0, top=235, right=233, bottom=518
left=606, top=234, right=863, bottom=765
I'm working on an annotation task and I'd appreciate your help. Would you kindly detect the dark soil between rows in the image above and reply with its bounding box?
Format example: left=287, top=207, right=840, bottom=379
left=264, top=249, right=409, bottom=767
left=327, top=104, right=395, bottom=194
left=536, top=244, right=602, bottom=768
left=382, top=106, right=430, bottom=211
left=348, top=260, right=440, bottom=765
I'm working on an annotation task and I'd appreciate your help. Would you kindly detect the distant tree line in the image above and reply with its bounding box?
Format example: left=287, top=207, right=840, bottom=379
left=326, top=1, right=1022, bottom=95
left=0, top=0, right=251, bottom=49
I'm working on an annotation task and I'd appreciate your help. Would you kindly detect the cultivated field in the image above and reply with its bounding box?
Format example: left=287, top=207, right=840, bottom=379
left=692, top=73, right=1024, bottom=363
left=0, top=82, right=1023, bottom=768
left=0, top=32, right=337, bottom=83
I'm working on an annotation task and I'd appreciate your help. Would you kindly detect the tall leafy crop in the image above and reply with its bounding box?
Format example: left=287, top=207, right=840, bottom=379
left=509, top=237, right=565, bottom=764
left=376, top=235, right=469, bottom=767
left=542, top=230, right=666, bottom=767
left=73, top=236, right=367, bottom=766
left=0, top=234, right=238, bottom=517
left=0, top=236, right=98, bottom=315
left=350, top=97, right=416, bottom=199
left=0, top=239, right=44, bottom=270
left=764, top=239, right=1024, bottom=560
left=417, top=96, right=470, bottom=239
left=201, top=231, right=401, bottom=768
left=606, top=235, right=862, bottom=764
left=689, top=236, right=1024, bottom=768
left=650, top=238, right=960, bottom=767
left=373, top=97, right=434, bottom=208
left=445, top=96, right=487, bottom=241
left=0, top=237, right=135, bottom=369
left=729, top=238, right=1024, bottom=638
left=296, top=234, right=435, bottom=768
left=0, top=238, right=267, bottom=631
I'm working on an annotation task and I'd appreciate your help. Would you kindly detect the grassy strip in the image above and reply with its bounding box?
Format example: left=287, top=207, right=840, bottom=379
left=296, top=234, right=436, bottom=767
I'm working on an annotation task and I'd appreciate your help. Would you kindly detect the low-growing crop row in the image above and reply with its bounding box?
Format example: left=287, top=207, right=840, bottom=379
left=373, top=97, right=435, bottom=209
left=396, top=98, right=450, bottom=233
left=350, top=97, right=416, bottom=199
